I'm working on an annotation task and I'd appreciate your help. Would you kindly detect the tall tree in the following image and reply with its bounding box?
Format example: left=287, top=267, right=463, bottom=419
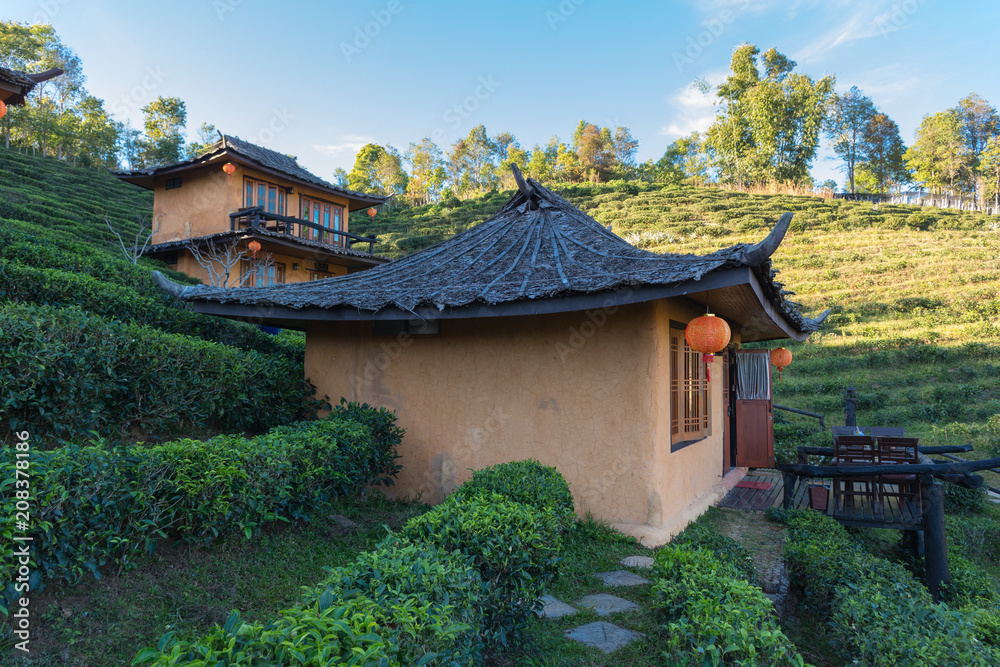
left=573, top=120, right=615, bottom=182
left=140, top=96, right=187, bottom=166
left=858, top=113, right=908, bottom=195
left=955, top=93, right=999, bottom=206
left=448, top=125, right=497, bottom=197
left=348, top=143, right=407, bottom=197
left=347, top=143, right=385, bottom=193
left=656, top=132, right=709, bottom=185
left=904, top=111, right=972, bottom=195
left=404, top=138, right=445, bottom=205
left=185, top=122, right=218, bottom=158
left=980, top=135, right=1000, bottom=211
left=706, top=44, right=835, bottom=185
left=611, top=126, right=639, bottom=179
left=825, top=86, right=877, bottom=194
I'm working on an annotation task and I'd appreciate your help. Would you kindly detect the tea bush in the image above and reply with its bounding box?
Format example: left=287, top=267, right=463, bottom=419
left=401, top=492, right=562, bottom=647
left=452, top=458, right=576, bottom=531
left=783, top=509, right=999, bottom=665
left=301, top=537, right=486, bottom=663
left=0, top=413, right=401, bottom=615
left=672, top=521, right=758, bottom=583
left=0, top=303, right=319, bottom=445
left=651, top=544, right=805, bottom=666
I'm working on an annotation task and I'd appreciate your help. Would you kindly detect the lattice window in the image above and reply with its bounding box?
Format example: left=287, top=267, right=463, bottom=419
left=670, top=328, right=710, bottom=446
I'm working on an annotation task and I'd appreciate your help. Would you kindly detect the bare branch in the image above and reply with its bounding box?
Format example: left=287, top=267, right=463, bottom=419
left=187, top=238, right=274, bottom=288
left=104, top=214, right=160, bottom=264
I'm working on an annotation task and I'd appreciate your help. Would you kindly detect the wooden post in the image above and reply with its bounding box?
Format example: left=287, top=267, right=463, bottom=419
left=844, top=385, right=857, bottom=427
left=921, top=475, right=950, bottom=601
left=782, top=471, right=797, bottom=509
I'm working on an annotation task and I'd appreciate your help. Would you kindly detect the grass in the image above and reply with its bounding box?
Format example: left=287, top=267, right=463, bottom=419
left=12, top=495, right=429, bottom=666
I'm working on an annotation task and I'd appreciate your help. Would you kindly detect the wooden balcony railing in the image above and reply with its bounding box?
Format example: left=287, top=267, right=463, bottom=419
left=229, top=206, right=377, bottom=253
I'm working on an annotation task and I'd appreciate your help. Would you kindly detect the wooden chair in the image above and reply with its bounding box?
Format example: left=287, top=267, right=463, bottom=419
left=832, top=435, right=878, bottom=514
left=877, top=437, right=921, bottom=517
left=869, top=427, right=905, bottom=438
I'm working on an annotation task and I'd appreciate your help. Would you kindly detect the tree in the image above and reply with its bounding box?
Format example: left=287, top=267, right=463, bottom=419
left=904, top=111, right=971, bottom=195
left=104, top=214, right=159, bottom=264
left=980, top=136, right=1000, bottom=210
left=140, top=96, right=187, bottom=166
left=858, top=113, right=908, bottom=195
left=706, top=44, right=835, bottom=185
left=374, top=144, right=408, bottom=199
left=332, top=167, right=349, bottom=188
left=185, top=122, right=218, bottom=158
left=448, top=125, right=497, bottom=197
left=404, top=138, right=445, bottom=205
left=825, top=86, right=877, bottom=194
left=611, top=126, right=639, bottom=178
left=656, top=132, right=709, bottom=185
left=347, top=143, right=406, bottom=198
left=955, top=93, right=999, bottom=206
left=188, top=238, right=274, bottom=288
left=525, top=137, right=558, bottom=182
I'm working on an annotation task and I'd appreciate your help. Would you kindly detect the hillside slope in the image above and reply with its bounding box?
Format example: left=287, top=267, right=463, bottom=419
left=0, top=150, right=313, bottom=446
left=354, top=182, right=1000, bottom=465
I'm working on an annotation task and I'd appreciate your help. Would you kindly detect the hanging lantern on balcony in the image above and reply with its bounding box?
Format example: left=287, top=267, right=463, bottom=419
left=770, top=347, right=793, bottom=380
left=685, top=313, right=731, bottom=382
left=248, top=239, right=261, bottom=258
left=222, top=162, right=236, bottom=181
left=0, top=100, right=7, bottom=120
left=367, top=207, right=377, bottom=221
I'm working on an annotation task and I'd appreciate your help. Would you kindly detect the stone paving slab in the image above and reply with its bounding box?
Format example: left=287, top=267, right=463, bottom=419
left=536, top=595, right=578, bottom=619
left=575, top=593, right=640, bottom=616
left=565, top=621, right=645, bottom=653
left=593, top=570, right=649, bottom=586
left=620, top=555, right=655, bottom=569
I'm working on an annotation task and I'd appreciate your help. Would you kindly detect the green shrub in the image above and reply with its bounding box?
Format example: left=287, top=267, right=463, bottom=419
left=785, top=509, right=1000, bottom=665
left=651, top=544, right=805, bottom=666
left=830, top=559, right=998, bottom=665
left=673, top=522, right=758, bottom=583
left=452, top=458, right=576, bottom=531
left=332, top=399, right=405, bottom=486
left=0, top=414, right=400, bottom=616
left=134, top=605, right=394, bottom=666
left=945, top=483, right=988, bottom=513
left=301, top=537, right=485, bottom=664
left=401, top=492, right=562, bottom=648
left=0, top=303, right=319, bottom=446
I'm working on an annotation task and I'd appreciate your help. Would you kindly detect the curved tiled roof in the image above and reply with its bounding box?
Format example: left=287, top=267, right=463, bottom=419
left=113, top=134, right=387, bottom=206
left=157, top=170, right=827, bottom=337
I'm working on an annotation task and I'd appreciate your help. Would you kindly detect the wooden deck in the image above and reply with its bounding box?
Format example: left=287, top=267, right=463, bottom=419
left=719, top=469, right=923, bottom=529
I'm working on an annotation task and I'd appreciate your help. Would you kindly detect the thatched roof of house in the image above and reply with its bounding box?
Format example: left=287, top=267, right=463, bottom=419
left=145, top=228, right=389, bottom=267
left=154, top=167, right=828, bottom=341
left=113, top=134, right=386, bottom=210
left=0, top=66, right=63, bottom=106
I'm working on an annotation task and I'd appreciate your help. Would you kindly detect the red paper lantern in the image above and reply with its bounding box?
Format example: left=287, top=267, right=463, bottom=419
left=771, top=347, right=793, bottom=380
left=367, top=207, right=377, bottom=221
left=0, top=100, right=7, bottom=121
left=685, top=314, right=731, bottom=382
left=248, top=239, right=261, bottom=257
left=222, top=162, right=236, bottom=181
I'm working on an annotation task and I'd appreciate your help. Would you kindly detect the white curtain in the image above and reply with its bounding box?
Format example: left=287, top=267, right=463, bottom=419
left=736, top=353, right=770, bottom=400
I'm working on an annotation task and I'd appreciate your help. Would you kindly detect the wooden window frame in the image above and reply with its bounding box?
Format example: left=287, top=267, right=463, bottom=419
left=242, top=177, right=286, bottom=216
left=299, top=195, right=345, bottom=246
left=670, top=325, right=711, bottom=451
left=241, top=261, right=286, bottom=287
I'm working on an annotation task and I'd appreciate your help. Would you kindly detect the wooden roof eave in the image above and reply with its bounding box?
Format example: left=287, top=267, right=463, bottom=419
left=160, top=265, right=824, bottom=339
left=116, top=151, right=386, bottom=210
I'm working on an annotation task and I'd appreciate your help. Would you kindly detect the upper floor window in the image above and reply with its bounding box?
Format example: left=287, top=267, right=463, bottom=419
left=300, top=196, right=344, bottom=246
left=244, top=178, right=286, bottom=215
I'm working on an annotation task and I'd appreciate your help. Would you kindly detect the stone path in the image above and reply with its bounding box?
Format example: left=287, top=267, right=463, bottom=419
left=538, top=555, right=653, bottom=653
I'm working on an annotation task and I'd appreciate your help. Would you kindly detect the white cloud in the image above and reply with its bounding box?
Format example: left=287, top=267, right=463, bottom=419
left=658, top=77, right=724, bottom=140
left=313, top=135, right=374, bottom=156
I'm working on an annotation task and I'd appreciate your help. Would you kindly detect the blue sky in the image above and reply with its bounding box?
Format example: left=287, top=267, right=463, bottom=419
left=5, top=0, right=998, bottom=186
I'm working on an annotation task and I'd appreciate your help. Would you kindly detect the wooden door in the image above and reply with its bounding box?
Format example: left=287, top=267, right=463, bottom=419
left=733, top=349, right=774, bottom=468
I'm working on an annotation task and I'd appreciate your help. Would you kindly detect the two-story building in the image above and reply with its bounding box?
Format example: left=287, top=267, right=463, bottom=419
left=114, top=134, right=389, bottom=286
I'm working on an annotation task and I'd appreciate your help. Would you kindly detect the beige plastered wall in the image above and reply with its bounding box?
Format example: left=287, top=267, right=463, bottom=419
left=305, top=298, right=746, bottom=546
left=150, top=162, right=354, bottom=245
